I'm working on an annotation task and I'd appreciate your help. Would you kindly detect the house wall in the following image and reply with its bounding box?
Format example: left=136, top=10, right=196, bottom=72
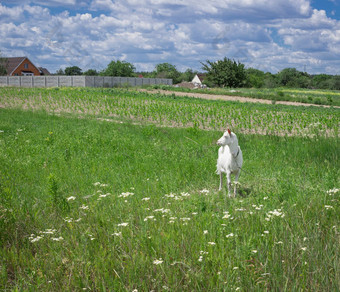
left=11, top=58, right=41, bottom=76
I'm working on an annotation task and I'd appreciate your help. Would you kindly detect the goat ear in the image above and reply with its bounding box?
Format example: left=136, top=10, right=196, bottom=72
left=227, top=129, right=231, bottom=135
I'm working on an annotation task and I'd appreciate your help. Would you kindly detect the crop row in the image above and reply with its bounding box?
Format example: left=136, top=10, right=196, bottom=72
left=0, top=87, right=339, bottom=137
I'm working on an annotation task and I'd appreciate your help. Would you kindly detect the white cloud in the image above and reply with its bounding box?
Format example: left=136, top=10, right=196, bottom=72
left=0, top=0, right=339, bottom=74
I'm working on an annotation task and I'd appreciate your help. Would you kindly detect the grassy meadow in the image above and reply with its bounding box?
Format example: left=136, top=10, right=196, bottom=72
left=0, top=87, right=339, bottom=291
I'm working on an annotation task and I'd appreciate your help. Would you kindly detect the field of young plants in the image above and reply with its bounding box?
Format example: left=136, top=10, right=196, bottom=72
left=153, top=85, right=340, bottom=106
left=0, top=87, right=339, bottom=291
left=0, top=87, right=339, bottom=137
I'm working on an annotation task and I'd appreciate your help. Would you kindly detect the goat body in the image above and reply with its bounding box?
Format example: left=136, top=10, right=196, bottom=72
left=216, top=129, right=243, bottom=197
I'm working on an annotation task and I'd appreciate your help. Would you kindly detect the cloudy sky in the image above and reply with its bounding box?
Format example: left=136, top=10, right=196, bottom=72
left=1, top=0, right=339, bottom=74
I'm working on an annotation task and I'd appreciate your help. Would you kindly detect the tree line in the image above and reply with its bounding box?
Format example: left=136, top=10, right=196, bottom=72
left=56, top=58, right=340, bottom=90
left=1, top=53, right=339, bottom=90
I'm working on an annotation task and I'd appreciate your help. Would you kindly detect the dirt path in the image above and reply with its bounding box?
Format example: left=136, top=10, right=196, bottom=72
left=138, top=89, right=338, bottom=108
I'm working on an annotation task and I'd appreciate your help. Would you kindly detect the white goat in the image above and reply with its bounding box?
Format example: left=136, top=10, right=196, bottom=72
left=216, top=129, right=243, bottom=197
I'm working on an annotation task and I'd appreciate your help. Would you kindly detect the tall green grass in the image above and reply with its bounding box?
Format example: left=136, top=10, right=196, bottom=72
left=0, top=108, right=339, bottom=291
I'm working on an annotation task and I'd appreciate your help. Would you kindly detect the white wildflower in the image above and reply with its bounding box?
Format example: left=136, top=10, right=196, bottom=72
left=203, top=230, right=208, bottom=235
left=117, top=222, right=129, bottom=227
left=153, top=258, right=163, bottom=265
left=324, top=205, right=334, bottom=210
left=40, top=229, right=56, bottom=234
left=208, top=242, right=216, bottom=245
left=51, top=236, right=64, bottom=241
left=93, top=182, right=101, bottom=186
left=198, top=256, right=203, bottom=262
left=233, top=267, right=239, bottom=270
left=30, top=235, right=43, bottom=243
left=181, top=192, right=190, bottom=197
left=265, top=209, right=285, bottom=221
left=154, top=208, right=170, bottom=213
left=79, top=205, right=89, bottom=210
left=119, top=192, right=134, bottom=198
left=235, top=208, right=246, bottom=211
left=222, top=212, right=231, bottom=219
left=67, top=196, right=76, bottom=201
left=142, top=197, right=150, bottom=201
left=180, top=217, right=191, bottom=221
left=301, top=247, right=307, bottom=251
left=226, top=233, right=234, bottom=238
left=327, top=188, right=339, bottom=195
left=199, top=189, right=210, bottom=194
left=144, top=216, right=156, bottom=222
left=252, top=250, right=258, bottom=253
left=112, top=232, right=122, bottom=237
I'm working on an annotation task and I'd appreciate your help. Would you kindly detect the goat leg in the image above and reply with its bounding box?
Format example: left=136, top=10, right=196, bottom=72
left=226, top=172, right=232, bottom=197
left=219, top=173, right=223, bottom=191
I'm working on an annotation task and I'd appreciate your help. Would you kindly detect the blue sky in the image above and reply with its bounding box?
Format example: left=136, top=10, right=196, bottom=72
left=1, top=0, right=339, bottom=74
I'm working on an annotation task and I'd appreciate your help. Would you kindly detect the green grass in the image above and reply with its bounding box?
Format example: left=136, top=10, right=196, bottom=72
left=149, top=85, right=340, bottom=106
left=0, top=88, right=339, bottom=291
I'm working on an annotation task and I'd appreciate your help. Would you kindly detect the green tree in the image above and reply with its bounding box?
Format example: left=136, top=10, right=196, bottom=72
left=277, top=68, right=311, bottom=88
left=65, top=66, right=82, bottom=75
left=55, top=68, right=65, bottom=75
left=154, top=63, right=181, bottom=83
left=330, top=75, right=340, bottom=90
left=101, top=60, right=135, bottom=77
left=181, top=68, right=197, bottom=82
left=312, top=74, right=333, bottom=89
left=83, top=69, right=98, bottom=76
left=0, top=51, right=7, bottom=76
left=263, top=72, right=279, bottom=88
left=246, top=68, right=265, bottom=88
left=201, top=57, right=247, bottom=88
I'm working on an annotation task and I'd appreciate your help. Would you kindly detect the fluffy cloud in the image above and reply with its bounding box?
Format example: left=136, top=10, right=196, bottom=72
left=0, top=0, right=339, bottom=74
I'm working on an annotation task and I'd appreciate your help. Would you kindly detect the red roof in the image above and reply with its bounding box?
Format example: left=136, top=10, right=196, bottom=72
left=4, top=56, right=42, bottom=75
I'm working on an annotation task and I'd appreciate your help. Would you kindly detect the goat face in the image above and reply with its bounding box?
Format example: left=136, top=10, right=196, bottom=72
left=217, top=129, right=234, bottom=146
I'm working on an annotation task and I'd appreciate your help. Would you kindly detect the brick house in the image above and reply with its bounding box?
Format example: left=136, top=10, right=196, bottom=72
left=5, top=56, right=50, bottom=76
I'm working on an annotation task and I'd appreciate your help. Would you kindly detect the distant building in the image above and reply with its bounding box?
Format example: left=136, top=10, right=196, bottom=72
left=191, top=73, right=206, bottom=85
left=38, top=67, right=51, bottom=75
left=4, top=57, right=49, bottom=76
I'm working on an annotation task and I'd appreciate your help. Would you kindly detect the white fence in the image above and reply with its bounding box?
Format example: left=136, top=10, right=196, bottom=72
left=0, top=76, right=173, bottom=88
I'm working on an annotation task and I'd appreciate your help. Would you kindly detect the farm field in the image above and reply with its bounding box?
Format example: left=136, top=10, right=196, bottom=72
left=0, top=87, right=339, bottom=291
left=150, top=85, right=340, bottom=107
